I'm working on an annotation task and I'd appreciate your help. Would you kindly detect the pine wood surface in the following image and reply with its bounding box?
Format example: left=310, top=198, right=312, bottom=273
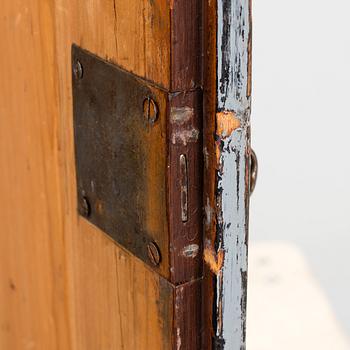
left=0, top=0, right=173, bottom=349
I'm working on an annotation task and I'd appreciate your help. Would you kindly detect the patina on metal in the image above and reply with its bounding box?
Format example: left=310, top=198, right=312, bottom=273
left=250, top=149, right=258, bottom=195
left=179, top=154, right=188, bottom=222
left=71, top=44, right=168, bottom=270
left=147, top=242, right=161, bottom=266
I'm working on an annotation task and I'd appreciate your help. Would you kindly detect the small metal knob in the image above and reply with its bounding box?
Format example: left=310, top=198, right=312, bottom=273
left=250, top=149, right=258, bottom=195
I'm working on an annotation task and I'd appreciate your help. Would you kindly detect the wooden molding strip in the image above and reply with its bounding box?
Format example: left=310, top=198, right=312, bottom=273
left=203, top=0, right=253, bottom=349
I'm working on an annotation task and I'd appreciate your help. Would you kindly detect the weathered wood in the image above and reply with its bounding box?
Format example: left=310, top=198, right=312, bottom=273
left=170, top=0, right=202, bottom=90
left=174, top=279, right=202, bottom=349
left=53, top=0, right=176, bottom=348
left=0, top=0, right=172, bottom=349
left=203, top=0, right=253, bottom=348
left=202, top=0, right=219, bottom=346
left=1, top=0, right=204, bottom=348
left=168, top=90, right=203, bottom=284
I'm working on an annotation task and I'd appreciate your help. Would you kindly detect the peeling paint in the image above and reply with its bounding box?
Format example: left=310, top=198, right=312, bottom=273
left=204, top=239, right=225, bottom=275
left=170, top=106, right=194, bottom=125
left=181, top=244, right=199, bottom=259
left=217, top=0, right=251, bottom=114
left=171, top=128, right=199, bottom=145
left=216, top=111, right=241, bottom=138
left=214, top=0, right=252, bottom=348
left=217, top=128, right=249, bottom=349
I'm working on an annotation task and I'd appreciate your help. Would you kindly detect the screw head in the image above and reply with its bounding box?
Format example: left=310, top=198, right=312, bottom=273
left=143, top=97, right=158, bottom=124
left=73, top=60, right=83, bottom=80
left=81, top=196, right=91, bottom=217
left=147, top=242, right=161, bottom=266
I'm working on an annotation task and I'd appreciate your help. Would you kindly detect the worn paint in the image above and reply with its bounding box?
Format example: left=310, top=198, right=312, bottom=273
left=181, top=244, right=200, bottom=259
left=213, top=0, right=252, bottom=348
left=170, top=106, right=194, bottom=125
left=216, top=111, right=241, bottom=138
left=204, top=197, right=213, bottom=229
left=203, top=239, right=225, bottom=275
left=216, top=127, right=249, bottom=349
left=171, top=128, right=200, bottom=145
left=176, top=327, right=182, bottom=350
left=217, top=0, right=251, bottom=113
left=168, top=90, right=202, bottom=284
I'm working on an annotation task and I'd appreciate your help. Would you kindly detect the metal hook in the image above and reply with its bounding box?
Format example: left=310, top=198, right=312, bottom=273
left=250, top=149, right=258, bottom=195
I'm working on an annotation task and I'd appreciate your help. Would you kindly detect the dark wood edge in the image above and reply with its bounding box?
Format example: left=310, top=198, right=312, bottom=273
left=201, top=0, right=218, bottom=348
left=170, top=0, right=202, bottom=91
left=172, top=278, right=202, bottom=349
left=167, top=90, right=203, bottom=284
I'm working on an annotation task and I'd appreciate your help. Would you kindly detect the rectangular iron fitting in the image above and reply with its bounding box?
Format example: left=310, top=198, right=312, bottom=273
left=71, top=45, right=202, bottom=283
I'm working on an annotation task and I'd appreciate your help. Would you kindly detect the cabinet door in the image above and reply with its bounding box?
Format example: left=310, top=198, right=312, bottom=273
left=0, top=0, right=252, bottom=349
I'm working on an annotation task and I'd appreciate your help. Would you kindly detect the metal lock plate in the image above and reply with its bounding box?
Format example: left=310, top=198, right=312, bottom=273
left=71, top=45, right=168, bottom=270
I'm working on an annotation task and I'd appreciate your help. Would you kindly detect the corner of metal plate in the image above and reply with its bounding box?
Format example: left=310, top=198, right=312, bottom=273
left=71, top=44, right=168, bottom=271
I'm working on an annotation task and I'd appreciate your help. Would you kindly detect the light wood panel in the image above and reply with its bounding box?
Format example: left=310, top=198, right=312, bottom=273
left=0, top=1, right=71, bottom=348
left=0, top=0, right=173, bottom=349
left=53, top=0, right=170, bottom=88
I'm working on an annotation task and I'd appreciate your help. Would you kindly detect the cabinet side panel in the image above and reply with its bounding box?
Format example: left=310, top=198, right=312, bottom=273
left=53, top=0, right=174, bottom=348
left=0, top=1, right=71, bottom=348
left=0, top=0, right=175, bottom=349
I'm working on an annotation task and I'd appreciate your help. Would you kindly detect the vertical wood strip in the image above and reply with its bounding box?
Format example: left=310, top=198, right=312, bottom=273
left=0, top=1, right=72, bottom=348
left=168, top=3, right=203, bottom=348
left=215, top=0, right=252, bottom=348
left=168, top=90, right=203, bottom=284
left=202, top=0, right=219, bottom=347
left=170, top=0, right=202, bottom=91
left=173, top=279, right=202, bottom=349
left=203, top=0, right=253, bottom=348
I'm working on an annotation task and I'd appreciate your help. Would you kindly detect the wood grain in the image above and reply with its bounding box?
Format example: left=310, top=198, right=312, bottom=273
left=202, top=0, right=218, bottom=347
left=0, top=0, right=174, bottom=349
left=170, top=0, right=202, bottom=91
left=168, top=90, right=203, bottom=284
left=0, top=1, right=71, bottom=348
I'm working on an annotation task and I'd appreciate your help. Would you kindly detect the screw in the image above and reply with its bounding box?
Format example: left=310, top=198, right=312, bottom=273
left=81, top=196, right=91, bottom=217
left=73, top=60, right=83, bottom=80
left=143, top=97, right=158, bottom=124
left=147, top=242, right=161, bottom=266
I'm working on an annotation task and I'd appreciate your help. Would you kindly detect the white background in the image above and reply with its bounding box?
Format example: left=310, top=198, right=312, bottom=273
left=247, top=0, right=350, bottom=348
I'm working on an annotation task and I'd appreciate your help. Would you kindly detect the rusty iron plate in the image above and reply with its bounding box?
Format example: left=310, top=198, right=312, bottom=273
left=71, top=45, right=168, bottom=271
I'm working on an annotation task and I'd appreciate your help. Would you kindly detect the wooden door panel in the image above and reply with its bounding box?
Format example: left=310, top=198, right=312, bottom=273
left=0, top=0, right=174, bottom=349
left=1, top=0, right=252, bottom=348
left=0, top=1, right=71, bottom=348
left=54, top=1, right=174, bottom=348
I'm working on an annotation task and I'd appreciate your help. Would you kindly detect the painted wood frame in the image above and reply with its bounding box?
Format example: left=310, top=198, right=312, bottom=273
left=0, top=0, right=252, bottom=348
left=203, top=0, right=253, bottom=348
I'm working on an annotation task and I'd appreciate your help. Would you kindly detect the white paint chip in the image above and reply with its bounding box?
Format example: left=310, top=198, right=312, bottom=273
left=171, top=128, right=199, bottom=146
left=181, top=244, right=199, bottom=259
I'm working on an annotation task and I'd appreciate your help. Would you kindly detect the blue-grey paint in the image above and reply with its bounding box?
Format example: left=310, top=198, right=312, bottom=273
left=217, top=0, right=251, bottom=113
left=215, top=0, right=252, bottom=348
